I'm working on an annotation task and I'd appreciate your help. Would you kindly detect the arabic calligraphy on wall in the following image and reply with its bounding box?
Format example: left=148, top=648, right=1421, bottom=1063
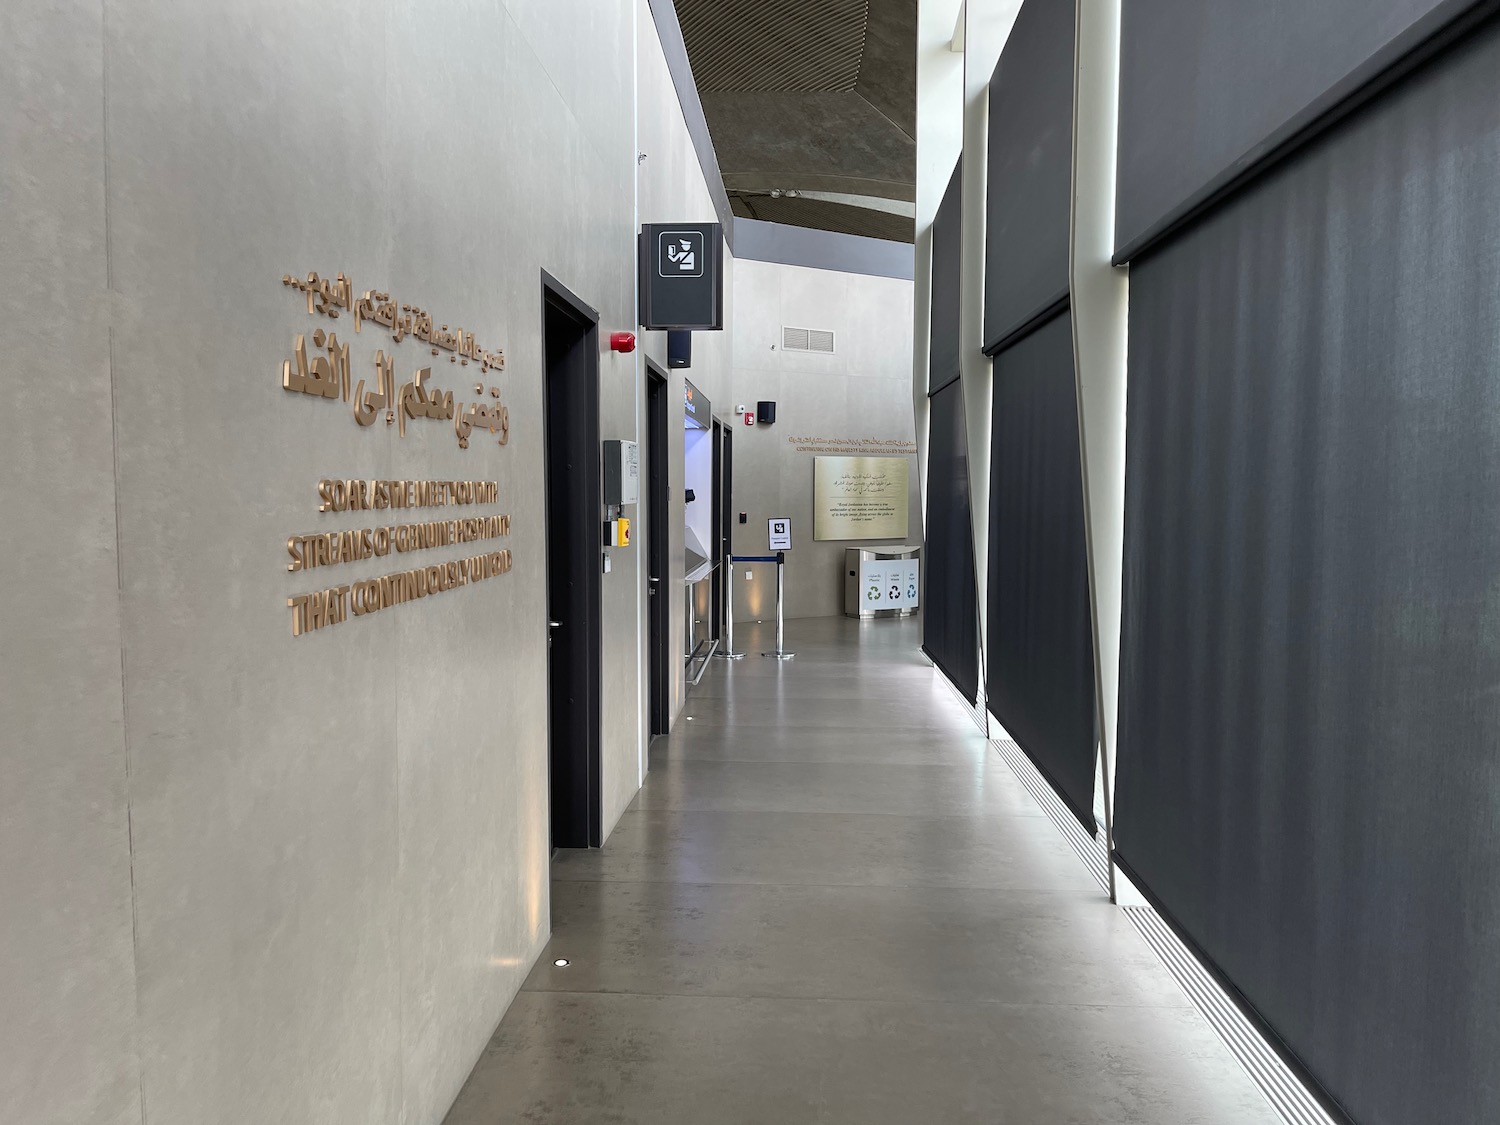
left=787, top=436, right=918, bottom=455
left=813, top=456, right=911, bottom=541
left=284, top=271, right=506, bottom=371
left=281, top=271, right=509, bottom=450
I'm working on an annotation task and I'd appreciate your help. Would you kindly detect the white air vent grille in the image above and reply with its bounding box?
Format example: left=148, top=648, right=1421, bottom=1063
left=783, top=326, right=835, bottom=354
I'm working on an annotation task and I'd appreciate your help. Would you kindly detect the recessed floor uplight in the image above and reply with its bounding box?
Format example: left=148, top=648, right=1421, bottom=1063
left=553, top=958, right=570, bottom=967
left=686, top=716, right=694, bottom=720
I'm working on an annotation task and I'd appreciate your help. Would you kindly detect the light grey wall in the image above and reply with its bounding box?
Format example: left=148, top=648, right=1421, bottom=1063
left=0, top=6, right=139, bottom=1123
left=730, top=259, right=919, bottom=621
left=0, top=1, right=730, bottom=1123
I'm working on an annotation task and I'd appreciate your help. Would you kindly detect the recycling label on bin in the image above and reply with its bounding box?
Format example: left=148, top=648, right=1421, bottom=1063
left=859, top=558, right=919, bottom=610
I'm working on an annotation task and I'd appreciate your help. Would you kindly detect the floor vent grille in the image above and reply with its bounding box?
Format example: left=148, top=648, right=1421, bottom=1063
left=991, top=737, right=1110, bottom=892
left=927, top=661, right=987, bottom=734
left=1123, top=907, right=1338, bottom=1125
left=782, top=326, right=835, bottom=353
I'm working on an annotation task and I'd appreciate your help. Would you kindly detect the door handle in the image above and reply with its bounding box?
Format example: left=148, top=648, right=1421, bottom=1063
left=548, top=620, right=562, bottom=628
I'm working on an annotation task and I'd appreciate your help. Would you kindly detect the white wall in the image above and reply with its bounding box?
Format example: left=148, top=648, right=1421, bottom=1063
left=730, top=258, right=917, bottom=621
left=0, top=1, right=730, bottom=1122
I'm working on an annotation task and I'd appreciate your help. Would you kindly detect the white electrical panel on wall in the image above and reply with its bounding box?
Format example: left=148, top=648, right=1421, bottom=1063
left=602, top=439, right=639, bottom=506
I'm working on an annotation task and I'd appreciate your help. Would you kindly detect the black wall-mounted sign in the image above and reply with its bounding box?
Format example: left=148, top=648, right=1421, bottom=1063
left=639, top=223, right=724, bottom=331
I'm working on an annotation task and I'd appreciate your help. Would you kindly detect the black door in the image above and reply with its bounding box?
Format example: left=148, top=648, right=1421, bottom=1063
left=719, top=425, right=733, bottom=621
left=646, top=362, right=670, bottom=737
left=710, top=418, right=725, bottom=640
left=542, top=274, right=602, bottom=848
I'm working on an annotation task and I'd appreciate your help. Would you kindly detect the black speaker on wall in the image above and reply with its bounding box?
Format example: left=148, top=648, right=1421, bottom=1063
left=667, top=330, right=692, bottom=369
left=756, top=400, right=776, bottom=425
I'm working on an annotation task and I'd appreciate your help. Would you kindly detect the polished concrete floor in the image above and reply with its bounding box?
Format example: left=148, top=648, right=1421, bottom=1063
left=444, top=617, right=1278, bottom=1125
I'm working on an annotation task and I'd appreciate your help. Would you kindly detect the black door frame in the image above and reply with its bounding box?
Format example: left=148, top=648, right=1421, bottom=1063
left=541, top=271, right=602, bottom=848
left=645, top=360, right=671, bottom=737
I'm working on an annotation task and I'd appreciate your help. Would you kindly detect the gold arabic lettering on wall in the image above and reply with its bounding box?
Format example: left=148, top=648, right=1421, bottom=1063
left=280, top=270, right=510, bottom=449
left=283, top=271, right=507, bottom=371
left=277, top=266, right=520, bottom=636
left=786, top=436, right=918, bottom=455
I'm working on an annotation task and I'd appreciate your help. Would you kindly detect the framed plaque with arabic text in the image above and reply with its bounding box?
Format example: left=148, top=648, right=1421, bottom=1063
left=813, top=456, right=910, bottom=541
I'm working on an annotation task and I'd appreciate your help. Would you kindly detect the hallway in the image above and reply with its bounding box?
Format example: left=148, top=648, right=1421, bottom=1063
left=444, top=618, right=1278, bottom=1124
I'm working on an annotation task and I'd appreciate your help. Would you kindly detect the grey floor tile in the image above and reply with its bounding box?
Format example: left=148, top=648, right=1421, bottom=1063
left=550, top=808, right=1096, bottom=890
left=529, top=879, right=1190, bottom=1008
left=442, top=617, right=1277, bottom=1125
left=654, top=723, right=990, bottom=764
left=443, top=991, right=1280, bottom=1125
left=678, top=695, right=981, bottom=731
left=634, top=759, right=1045, bottom=817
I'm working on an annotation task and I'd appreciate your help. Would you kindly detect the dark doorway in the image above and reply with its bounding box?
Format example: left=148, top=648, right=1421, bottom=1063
left=710, top=418, right=726, bottom=641
left=715, top=422, right=733, bottom=636
left=542, top=273, right=602, bottom=849
left=646, top=361, right=671, bottom=738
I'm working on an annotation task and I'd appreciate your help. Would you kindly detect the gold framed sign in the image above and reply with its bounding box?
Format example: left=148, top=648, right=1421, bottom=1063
left=813, top=456, right=910, bottom=541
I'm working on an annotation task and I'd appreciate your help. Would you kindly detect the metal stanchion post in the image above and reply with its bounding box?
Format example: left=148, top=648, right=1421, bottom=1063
left=716, top=558, right=745, bottom=659
left=762, top=551, right=795, bottom=660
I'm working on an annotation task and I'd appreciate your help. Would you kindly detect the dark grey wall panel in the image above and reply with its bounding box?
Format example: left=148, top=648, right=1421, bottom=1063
left=1115, top=17, right=1500, bottom=1124
left=987, top=310, right=1095, bottom=829
left=923, top=379, right=979, bottom=702
left=1115, top=0, right=1478, bottom=259
left=928, top=159, right=962, bottom=393
left=983, top=0, right=1075, bottom=351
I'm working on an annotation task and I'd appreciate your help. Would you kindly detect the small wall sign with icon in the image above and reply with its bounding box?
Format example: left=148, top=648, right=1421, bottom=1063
left=768, top=518, right=792, bottom=551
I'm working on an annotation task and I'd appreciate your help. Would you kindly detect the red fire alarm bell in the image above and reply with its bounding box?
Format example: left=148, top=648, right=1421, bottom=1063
left=743, top=411, right=755, bottom=426
left=609, top=332, right=637, bottom=353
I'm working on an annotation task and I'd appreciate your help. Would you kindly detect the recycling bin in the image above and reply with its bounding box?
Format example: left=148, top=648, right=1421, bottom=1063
left=844, top=546, right=922, bottom=619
